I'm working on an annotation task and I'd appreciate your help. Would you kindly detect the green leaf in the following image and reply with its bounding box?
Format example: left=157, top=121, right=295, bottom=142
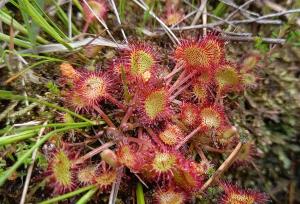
left=136, top=182, right=145, bottom=204
left=254, top=37, right=269, bottom=53
left=213, top=2, right=228, bottom=17
left=46, top=81, right=60, bottom=95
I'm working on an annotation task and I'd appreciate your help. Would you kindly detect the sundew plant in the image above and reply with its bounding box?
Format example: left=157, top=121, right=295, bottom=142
left=1, top=0, right=299, bottom=203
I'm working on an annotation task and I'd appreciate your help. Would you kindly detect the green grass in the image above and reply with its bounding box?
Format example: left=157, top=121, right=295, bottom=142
left=39, top=185, right=96, bottom=204
left=136, top=183, right=145, bottom=204
left=75, top=187, right=98, bottom=204
left=0, top=90, right=96, bottom=124
left=0, top=123, right=94, bottom=186
left=212, top=2, right=228, bottom=17
left=10, top=0, right=72, bottom=49
left=118, top=0, right=126, bottom=21
left=0, top=33, right=32, bottom=48
left=0, top=9, right=48, bottom=44
left=0, top=122, right=93, bottom=146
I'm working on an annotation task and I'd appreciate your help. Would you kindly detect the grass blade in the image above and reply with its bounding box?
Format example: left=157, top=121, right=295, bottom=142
left=21, top=0, right=71, bottom=49
left=118, top=0, right=126, bottom=21
left=0, top=10, right=48, bottom=44
left=39, top=185, right=95, bottom=204
left=31, top=0, right=69, bottom=39
left=0, top=123, right=93, bottom=186
left=2, top=122, right=99, bottom=133
left=0, top=129, right=38, bottom=146
left=136, top=182, right=145, bottom=204
left=76, top=187, right=98, bottom=204
left=51, top=0, right=80, bottom=35
left=0, top=32, right=31, bottom=48
left=0, top=122, right=96, bottom=145
left=0, top=90, right=95, bottom=124
left=4, top=59, right=62, bottom=84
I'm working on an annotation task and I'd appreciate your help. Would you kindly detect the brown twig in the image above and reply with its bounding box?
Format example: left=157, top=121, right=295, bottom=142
left=191, top=0, right=208, bottom=26
left=166, top=9, right=300, bottom=32
left=264, top=0, right=300, bottom=26
left=202, top=145, right=231, bottom=153
left=225, top=0, right=256, bottom=21
left=168, top=19, right=282, bottom=31
left=199, top=142, right=243, bottom=192
left=219, top=35, right=285, bottom=44
left=218, top=0, right=259, bottom=17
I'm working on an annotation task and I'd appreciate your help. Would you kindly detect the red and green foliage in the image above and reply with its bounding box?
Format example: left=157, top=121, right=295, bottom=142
left=48, top=34, right=267, bottom=202
left=220, top=182, right=269, bottom=204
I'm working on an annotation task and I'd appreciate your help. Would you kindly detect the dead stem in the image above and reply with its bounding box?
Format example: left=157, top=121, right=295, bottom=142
left=19, top=121, right=48, bottom=204
left=191, top=0, right=208, bottom=26
left=199, top=142, right=243, bottom=192
left=202, top=145, right=231, bottom=153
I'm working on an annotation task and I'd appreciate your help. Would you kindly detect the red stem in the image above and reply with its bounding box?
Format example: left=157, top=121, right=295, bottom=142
left=175, top=125, right=202, bottom=150
left=164, top=62, right=183, bottom=81
left=145, top=127, right=164, bottom=147
left=107, top=94, right=127, bottom=111
left=138, top=127, right=143, bottom=138
left=120, top=93, right=138, bottom=129
left=169, top=71, right=197, bottom=94
left=168, top=70, right=186, bottom=93
left=93, top=105, right=116, bottom=128
left=195, top=145, right=208, bottom=162
left=120, top=107, right=133, bottom=129
left=169, top=81, right=192, bottom=101
left=74, top=142, right=115, bottom=165
left=82, top=18, right=92, bottom=33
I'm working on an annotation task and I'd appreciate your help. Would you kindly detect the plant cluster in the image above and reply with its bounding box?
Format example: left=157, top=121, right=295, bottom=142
left=45, top=34, right=267, bottom=203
